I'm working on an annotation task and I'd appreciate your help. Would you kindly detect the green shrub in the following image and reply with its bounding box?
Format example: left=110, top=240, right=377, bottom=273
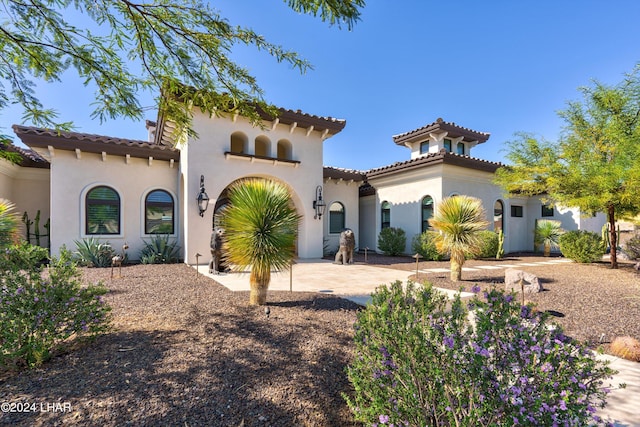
left=74, top=237, right=115, bottom=267
left=470, top=230, right=499, bottom=259
left=139, top=234, right=180, bottom=264
left=344, top=281, right=615, bottom=426
left=624, top=232, right=640, bottom=260
left=0, top=241, right=48, bottom=271
left=377, top=227, right=406, bottom=256
left=411, top=231, right=444, bottom=261
left=559, top=230, right=605, bottom=263
left=0, top=245, right=111, bottom=368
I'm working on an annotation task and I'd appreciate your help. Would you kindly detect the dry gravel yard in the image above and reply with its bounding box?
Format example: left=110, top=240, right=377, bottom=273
left=1, top=254, right=639, bottom=426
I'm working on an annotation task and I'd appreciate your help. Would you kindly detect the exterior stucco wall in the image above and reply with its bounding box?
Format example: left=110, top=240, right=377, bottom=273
left=0, top=160, right=14, bottom=199
left=579, top=212, right=607, bottom=233
left=358, top=194, right=377, bottom=251
left=322, top=179, right=360, bottom=254
left=501, top=197, right=532, bottom=253
left=180, top=111, right=328, bottom=264
left=48, top=150, right=179, bottom=260
left=369, top=166, right=445, bottom=254
left=0, top=159, right=50, bottom=240
left=367, top=164, right=585, bottom=255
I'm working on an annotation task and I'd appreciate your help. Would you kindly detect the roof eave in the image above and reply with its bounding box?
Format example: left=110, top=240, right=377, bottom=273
left=367, top=153, right=501, bottom=179
left=13, top=126, right=180, bottom=162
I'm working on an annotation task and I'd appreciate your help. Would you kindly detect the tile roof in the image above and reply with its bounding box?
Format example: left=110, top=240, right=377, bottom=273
left=265, top=108, right=347, bottom=133
left=323, top=166, right=366, bottom=181
left=0, top=141, right=49, bottom=168
left=12, top=125, right=180, bottom=162
left=157, top=106, right=346, bottom=146
left=392, top=118, right=490, bottom=145
left=366, top=150, right=502, bottom=179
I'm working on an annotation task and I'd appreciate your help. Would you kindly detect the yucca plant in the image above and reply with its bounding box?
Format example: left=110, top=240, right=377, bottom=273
left=429, top=195, right=489, bottom=281
left=535, top=219, right=563, bottom=256
left=0, top=198, right=21, bottom=249
left=219, top=179, right=300, bottom=305
left=139, top=234, right=180, bottom=264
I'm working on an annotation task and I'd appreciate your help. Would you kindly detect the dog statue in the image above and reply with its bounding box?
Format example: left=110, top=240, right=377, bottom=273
left=209, top=228, right=227, bottom=274
left=334, top=228, right=355, bottom=265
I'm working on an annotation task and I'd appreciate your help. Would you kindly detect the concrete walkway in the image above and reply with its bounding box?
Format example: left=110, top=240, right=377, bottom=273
left=194, top=258, right=640, bottom=426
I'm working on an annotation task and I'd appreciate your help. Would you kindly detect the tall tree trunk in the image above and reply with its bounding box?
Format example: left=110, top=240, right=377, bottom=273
left=450, top=255, right=463, bottom=282
left=249, top=270, right=270, bottom=305
left=608, top=205, right=618, bottom=269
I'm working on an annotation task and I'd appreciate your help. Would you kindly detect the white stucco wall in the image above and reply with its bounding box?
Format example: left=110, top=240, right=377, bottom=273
left=369, top=164, right=510, bottom=255
left=366, top=164, right=583, bottom=255
left=322, top=178, right=360, bottom=254
left=368, top=166, right=445, bottom=254
left=180, top=111, right=331, bottom=264
left=47, top=150, right=179, bottom=260
left=0, top=159, right=50, bottom=242
left=358, top=194, right=377, bottom=251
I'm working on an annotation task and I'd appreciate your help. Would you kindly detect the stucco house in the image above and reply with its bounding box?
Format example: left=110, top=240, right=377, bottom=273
left=1, top=106, right=606, bottom=263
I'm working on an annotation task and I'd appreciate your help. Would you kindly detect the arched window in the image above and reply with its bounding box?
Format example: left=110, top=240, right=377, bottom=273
left=86, top=186, right=120, bottom=235
left=421, top=196, right=434, bottom=233
left=230, top=132, right=247, bottom=154
left=145, top=190, right=174, bottom=234
left=255, top=135, right=270, bottom=157
left=457, top=142, right=465, bottom=155
left=329, top=202, right=345, bottom=234
left=494, top=200, right=504, bottom=233
left=277, top=139, right=292, bottom=160
left=381, top=201, right=391, bottom=229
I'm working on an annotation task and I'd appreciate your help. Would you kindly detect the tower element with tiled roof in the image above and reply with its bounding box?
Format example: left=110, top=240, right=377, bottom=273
left=392, top=118, right=490, bottom=160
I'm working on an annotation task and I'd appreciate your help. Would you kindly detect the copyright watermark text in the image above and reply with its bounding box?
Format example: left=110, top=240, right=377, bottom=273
left=1, top=401, right=72, bottom=413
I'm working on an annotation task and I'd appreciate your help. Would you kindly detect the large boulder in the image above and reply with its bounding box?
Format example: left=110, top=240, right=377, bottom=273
left=504, top=268, right=542, bottom=294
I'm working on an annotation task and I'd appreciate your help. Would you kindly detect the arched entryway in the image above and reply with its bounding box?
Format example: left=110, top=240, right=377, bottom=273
left=212, top=176, right=303, bottom=256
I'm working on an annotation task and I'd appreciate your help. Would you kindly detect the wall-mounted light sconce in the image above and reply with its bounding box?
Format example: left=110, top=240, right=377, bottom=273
left=196, top=175, right=210, bottom=217
left=313, top=185, right=326, bottom=219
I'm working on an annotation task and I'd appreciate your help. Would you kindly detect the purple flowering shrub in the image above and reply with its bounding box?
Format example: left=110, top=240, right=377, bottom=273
left=344, top=281, right=616, bottom=426
left=0, top=244, right=111, bottom=368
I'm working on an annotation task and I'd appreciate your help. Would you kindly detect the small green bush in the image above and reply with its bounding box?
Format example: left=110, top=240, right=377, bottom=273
left=559, top=230, right=605, bottom=263
left=377, top=227, right=406, bottom=256
left=74, top=237, right=115, bottom=267
left=0, top=245, right=111, bottom=368
left=411, top=231, right=444, bottom=261
left=0, top=241, right=49, bottom=271
left=139, top=234, right=180, bottom=264
left=470, top=230, right=499, bottom=259
left=624, top=232, right=640, bottom=260
left=344, top=281, right=615, bottom=426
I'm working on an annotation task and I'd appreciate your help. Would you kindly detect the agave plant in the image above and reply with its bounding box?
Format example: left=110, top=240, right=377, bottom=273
left=0, top=198, right=21, bottom=249
left=219, top=179, right=300, bottom=305
left=535, top=219, right=563, bottom=256
left=139, top=234, right=180, bottom=264
left=74, top=237, right=115, bottom=267
left=429, top=195, right=490, bottom=281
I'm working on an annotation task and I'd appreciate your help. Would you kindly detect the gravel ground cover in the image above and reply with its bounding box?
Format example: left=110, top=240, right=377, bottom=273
left=1, top=254, right=639, bottom=426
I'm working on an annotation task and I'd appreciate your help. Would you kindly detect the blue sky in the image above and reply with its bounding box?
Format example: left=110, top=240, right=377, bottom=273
left=3, top=1, right=640, bottom=171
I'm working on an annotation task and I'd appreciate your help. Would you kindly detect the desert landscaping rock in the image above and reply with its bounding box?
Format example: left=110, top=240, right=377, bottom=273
left=504, top=268, right=542, bottom=294
left=1, top=254, right=639, bottom=426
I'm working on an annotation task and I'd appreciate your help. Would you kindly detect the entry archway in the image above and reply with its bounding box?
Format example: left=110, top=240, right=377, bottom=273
left=212, top=175, right=304, bottom=256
